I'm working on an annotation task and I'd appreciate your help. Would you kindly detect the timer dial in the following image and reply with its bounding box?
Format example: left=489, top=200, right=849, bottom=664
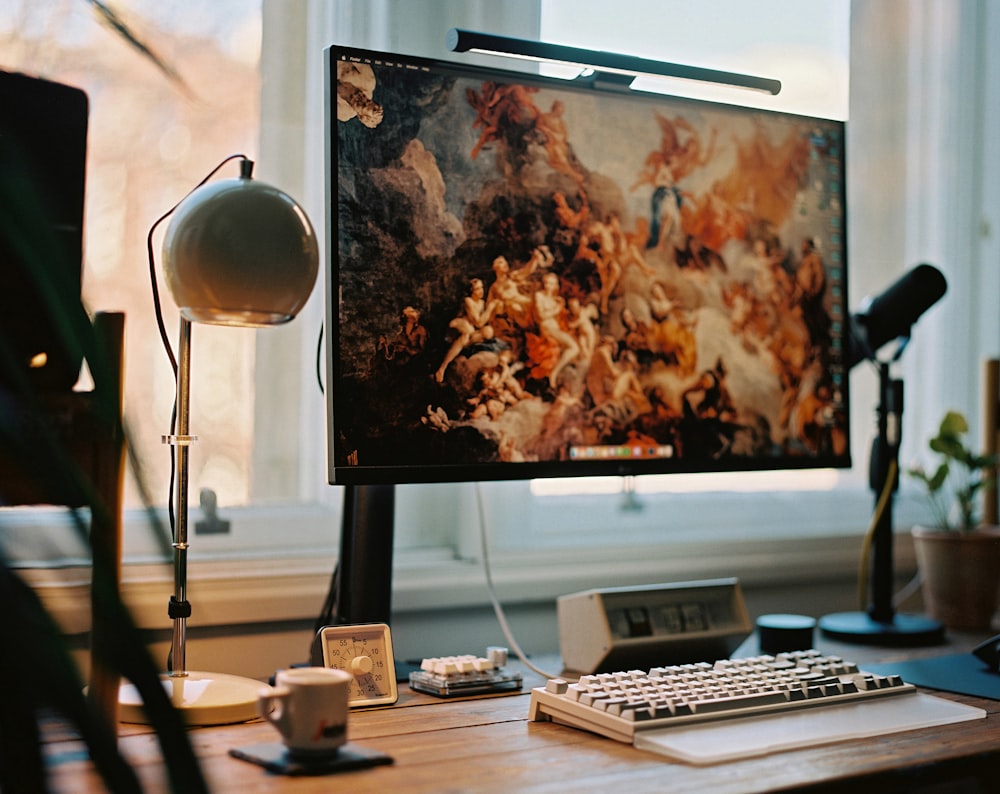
left=318, top=622, right=398, bottom=706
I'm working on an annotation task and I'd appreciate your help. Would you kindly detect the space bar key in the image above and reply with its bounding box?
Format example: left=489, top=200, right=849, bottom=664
left=688, top=691, right=789, bottom=714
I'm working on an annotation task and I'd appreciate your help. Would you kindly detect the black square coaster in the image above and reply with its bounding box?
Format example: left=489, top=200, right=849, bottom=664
left=229, top=742, right=393, bottom=776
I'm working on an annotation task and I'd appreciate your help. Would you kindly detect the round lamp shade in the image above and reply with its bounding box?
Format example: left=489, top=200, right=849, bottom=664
left=163, top=175, right=319, bottom=327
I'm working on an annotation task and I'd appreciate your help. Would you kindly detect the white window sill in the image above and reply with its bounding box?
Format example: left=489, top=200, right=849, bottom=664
left=8, top=479, right=932, bottom=635
left=19, top=528, right=916, bottom=636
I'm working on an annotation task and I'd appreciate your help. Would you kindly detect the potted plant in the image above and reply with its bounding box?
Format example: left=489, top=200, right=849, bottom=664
left=908, top=410, right=1000, bottom=630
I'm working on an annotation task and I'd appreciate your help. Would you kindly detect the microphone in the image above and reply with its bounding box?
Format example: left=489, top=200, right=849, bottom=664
left=848, top=263, right=947, bottom=367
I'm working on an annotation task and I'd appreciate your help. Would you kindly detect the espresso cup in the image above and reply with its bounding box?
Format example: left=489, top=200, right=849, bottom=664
left=259, top=666, right=351, bottom=758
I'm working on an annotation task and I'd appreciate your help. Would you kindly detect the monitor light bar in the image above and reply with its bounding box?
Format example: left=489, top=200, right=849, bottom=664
left=446, top=28, right=781, bottom=96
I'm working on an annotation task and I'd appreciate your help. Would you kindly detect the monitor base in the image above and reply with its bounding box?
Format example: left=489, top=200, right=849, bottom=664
left=818, top=611, right=946, bottom=646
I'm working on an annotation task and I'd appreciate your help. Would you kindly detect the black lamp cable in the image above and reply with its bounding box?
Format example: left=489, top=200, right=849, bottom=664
left=145, top=153, right=249, bottom=541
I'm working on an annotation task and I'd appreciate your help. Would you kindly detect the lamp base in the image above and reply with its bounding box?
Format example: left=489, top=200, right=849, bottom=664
left=818, top=611, right=946, bottom=646
left=119, top=671, right=263, bottom=726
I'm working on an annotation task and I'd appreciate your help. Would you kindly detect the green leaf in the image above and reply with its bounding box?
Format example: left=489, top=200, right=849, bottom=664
left=926, top=462, right=949, bottom=492
left=939, top=410, right=969, bottom=436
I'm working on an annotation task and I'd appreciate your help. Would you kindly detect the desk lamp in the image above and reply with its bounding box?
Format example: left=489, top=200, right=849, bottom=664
left=120, top=156, right=319, bottom=725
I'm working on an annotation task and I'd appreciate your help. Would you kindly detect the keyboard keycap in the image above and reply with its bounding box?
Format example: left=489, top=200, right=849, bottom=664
left=689, top=691, right=789, bottom=714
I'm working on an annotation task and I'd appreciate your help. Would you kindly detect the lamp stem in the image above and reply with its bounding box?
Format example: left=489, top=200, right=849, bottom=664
left=120, top=315, right=263, bottom=724
left=168, top=316, right=196, bottom=676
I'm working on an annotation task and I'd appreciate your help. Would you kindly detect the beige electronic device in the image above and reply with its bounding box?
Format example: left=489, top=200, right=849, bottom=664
left=557, top=578, right=752, bottom=674
left=316, top=622, right=399, bottom=706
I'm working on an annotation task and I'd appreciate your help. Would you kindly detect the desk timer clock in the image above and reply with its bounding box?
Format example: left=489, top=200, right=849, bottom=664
left=316, top=622, right=398, bottom=706
left=557, top=578, right=752, bottom=674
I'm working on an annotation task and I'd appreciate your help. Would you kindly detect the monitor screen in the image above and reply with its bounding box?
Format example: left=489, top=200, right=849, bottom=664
left=326, top=45, right=850, bottom=485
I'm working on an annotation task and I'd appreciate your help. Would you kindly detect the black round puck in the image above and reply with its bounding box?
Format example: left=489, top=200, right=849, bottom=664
left=757, top=613, right=816, bottom=654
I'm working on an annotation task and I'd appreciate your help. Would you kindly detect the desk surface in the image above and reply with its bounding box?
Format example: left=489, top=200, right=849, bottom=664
left=44, top=634, right=1000, bottom=793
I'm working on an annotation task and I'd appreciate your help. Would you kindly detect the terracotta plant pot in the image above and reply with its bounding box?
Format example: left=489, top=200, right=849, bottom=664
left=912, top=525, right=1000, bottom=630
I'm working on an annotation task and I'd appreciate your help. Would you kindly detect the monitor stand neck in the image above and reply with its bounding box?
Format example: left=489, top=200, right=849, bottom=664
left=334, top=483, right=396, bottom=627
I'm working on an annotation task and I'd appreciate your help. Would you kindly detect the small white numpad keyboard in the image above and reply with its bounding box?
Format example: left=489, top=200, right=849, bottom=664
left=410, top=647, right=522, bottom=697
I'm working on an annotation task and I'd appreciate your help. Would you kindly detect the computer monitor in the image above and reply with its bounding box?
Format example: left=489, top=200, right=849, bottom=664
left=323, top=44, right=851, bottom=627
left=0, top=70, right=88, bottom=393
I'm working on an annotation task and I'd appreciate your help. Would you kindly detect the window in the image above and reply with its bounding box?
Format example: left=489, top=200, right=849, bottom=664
left=5, top=1, right=998, bottom=582
left=4, top=0, right=265, bottom=506
left=2, top=1, right=292, bottom=563
left=541, top=0, right=849, bottom=120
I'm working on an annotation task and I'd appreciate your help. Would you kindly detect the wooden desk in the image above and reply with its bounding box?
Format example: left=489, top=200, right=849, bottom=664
left=43, top=636, right=1000, bottom=793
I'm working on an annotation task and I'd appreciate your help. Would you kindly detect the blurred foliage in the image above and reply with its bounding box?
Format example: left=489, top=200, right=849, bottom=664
left=1, top=3, right=209, bottom=791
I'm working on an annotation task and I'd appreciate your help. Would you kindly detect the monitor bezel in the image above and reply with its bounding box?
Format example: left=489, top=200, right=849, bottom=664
left=324, top=44, right=851, bottom=486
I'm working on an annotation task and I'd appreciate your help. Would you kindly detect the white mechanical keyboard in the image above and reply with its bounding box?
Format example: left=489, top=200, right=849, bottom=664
left=528, top=649, right=916, bottom=744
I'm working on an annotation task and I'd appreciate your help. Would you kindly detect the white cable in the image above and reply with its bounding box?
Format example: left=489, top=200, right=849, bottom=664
left=893, top=570, right=924, bottom=608
left=474, top=483, right=560, bottom=680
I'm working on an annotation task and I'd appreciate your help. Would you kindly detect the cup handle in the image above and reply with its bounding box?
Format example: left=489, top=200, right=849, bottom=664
left=258, top=685, right=291, bottom=734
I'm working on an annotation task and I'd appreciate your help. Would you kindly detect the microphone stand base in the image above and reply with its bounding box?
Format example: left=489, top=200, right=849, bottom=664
left=819, top=611, right=946, bottom=647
